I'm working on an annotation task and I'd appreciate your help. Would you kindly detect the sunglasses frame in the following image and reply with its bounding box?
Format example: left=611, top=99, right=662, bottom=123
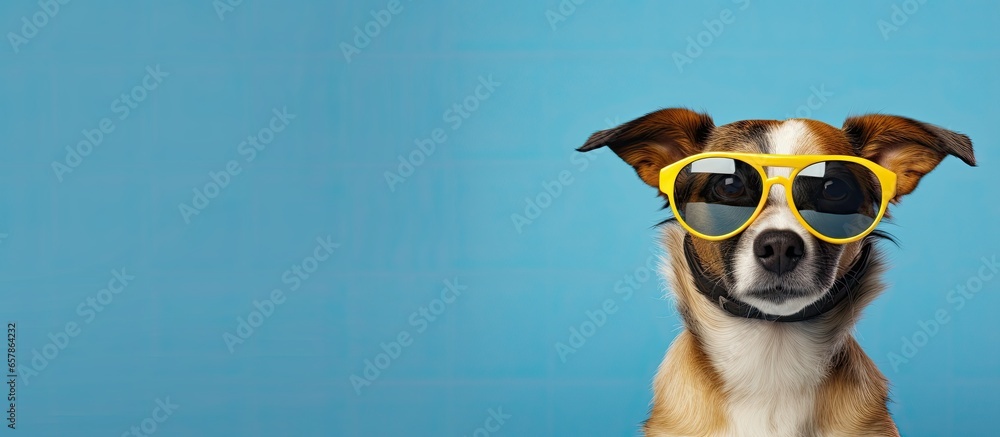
left=659, top=152, right=897, bottom=244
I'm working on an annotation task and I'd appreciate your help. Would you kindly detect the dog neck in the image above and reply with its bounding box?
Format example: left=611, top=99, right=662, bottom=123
left=647, top=226, right=896, bottom=436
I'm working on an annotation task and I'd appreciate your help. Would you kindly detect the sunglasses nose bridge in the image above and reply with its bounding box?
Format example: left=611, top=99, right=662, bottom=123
left=763, top=175, right=792, bottom=187
left=760, top=177, right=795, bottom=207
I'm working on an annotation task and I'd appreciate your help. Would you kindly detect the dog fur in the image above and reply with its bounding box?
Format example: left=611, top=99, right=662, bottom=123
left=578, top=109, right=975, bottom=436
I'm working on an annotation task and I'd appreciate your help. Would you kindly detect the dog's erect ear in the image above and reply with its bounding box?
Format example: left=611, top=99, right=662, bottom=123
left=577, top=108, right=714, bottom=188
left=843, top=114, right=976, bottom=202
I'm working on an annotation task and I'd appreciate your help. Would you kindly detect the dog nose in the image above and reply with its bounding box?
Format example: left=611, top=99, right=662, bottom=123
left=754, top=230, right=805, bottom=275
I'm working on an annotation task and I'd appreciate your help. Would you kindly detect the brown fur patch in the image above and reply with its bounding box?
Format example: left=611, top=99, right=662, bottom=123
left=798, top=118, right=857, bottom=155
left=704, top=120, right=779, bottom=153
left=815, top=338, right=899, bottom=436
left=690, top=237, right=727, bottom=278
left=842, top=114, right=976, bottom=201
left=578, top=108, right=714, bottom=187
left=645, top=332, right=728, bottom=436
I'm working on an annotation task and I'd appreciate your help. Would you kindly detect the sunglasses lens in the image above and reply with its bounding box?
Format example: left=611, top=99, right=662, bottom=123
left=674, top=157, right=763, bottom=237
left=792, top=161, right=881, bottom=239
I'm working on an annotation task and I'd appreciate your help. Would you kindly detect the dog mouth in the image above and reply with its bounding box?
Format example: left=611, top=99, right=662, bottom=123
left=741, top=284, right=822, bottom=304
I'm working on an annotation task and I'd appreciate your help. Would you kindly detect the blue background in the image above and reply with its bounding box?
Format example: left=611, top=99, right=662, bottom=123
left=1, top=0, right=998, bottom=436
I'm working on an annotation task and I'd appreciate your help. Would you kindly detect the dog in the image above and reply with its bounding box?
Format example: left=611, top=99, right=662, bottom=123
left=578, top=108, right=975, bottom=436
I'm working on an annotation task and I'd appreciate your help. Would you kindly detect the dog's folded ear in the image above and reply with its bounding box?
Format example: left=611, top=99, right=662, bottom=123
left=578, top=108, right=714, bottom=188
left=843, top=114, right=976, bottom=202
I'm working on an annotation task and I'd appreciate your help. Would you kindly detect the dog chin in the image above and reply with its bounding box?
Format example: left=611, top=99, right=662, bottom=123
left=737, top=287, right=828, bottom=316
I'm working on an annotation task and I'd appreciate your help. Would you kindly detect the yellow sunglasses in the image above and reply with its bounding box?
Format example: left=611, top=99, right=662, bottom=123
left=659, top=153, right=897, bottom=244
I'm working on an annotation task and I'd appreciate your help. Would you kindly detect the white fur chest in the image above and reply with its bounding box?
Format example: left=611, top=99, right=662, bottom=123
left=701, top=316, right=834, bottom=437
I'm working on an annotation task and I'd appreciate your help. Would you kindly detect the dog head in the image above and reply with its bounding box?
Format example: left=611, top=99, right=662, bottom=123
left=579, top=109, right=975, bottom=316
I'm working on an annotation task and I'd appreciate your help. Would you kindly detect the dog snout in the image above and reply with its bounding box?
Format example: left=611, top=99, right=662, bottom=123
left=753, top=230, right=805, bottom=275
